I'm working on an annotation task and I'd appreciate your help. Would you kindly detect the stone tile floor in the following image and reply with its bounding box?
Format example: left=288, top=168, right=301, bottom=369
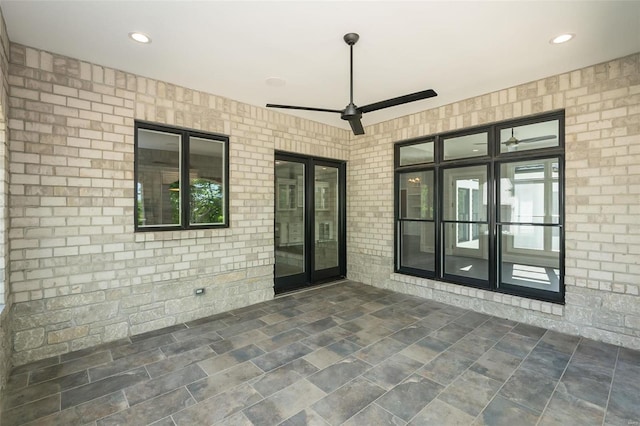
left=2, top=280, right=639, bottom=425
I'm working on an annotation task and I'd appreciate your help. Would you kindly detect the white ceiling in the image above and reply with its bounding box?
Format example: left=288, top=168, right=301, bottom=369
left=2, top=1, right=639, bottom=132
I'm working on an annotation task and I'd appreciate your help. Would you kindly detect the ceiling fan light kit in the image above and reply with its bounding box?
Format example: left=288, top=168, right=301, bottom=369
left=266, top=33, right=438, bottom=135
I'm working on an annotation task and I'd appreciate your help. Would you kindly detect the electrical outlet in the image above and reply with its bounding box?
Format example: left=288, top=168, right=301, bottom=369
left=194, top=288, right=205, bottom=296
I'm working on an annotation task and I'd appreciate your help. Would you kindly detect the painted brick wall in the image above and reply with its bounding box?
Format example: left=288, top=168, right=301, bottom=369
left=347, top=53, right=640, bottom=349
left=0, top=6, right=12, bottom=392
left=7, top=44, right=348, bottom=365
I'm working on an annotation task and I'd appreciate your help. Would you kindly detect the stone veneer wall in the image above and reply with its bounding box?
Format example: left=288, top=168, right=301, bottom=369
left=0, top=6, right=12, bottom=392
left=348, top=53, right=640, bottom=349
left=7, top=43, right=348, bottom=365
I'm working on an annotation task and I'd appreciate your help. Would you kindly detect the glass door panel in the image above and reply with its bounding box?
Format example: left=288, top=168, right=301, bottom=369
left=314, top=165, right=339, bottom=273
left=275, top=160, right=305, bottom=279
left=275, top=154, right=345, bottom=294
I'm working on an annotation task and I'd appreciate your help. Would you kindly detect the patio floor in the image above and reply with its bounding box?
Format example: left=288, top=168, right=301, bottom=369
left=2, top=280, right=639, bottom=425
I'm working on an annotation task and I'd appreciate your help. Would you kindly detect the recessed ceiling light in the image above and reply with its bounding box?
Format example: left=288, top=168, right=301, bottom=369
left=550, top=33, right=574, bottom=44
left=129, top=32, right=151, bottom=44
left=266, top=77, right=286, bottom=87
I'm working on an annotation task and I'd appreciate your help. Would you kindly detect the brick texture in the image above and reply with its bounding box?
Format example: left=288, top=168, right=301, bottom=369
left=0, top=6, right=11, bottom=393
left=2, top=22, right=639, bottom=364
left=348, top=53, right=640, bottom=349
left=7, top=43, right=348, bottom=365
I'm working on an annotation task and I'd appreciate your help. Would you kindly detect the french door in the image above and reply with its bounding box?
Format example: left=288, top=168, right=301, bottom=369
left=274, top=153, right=346, bottom=294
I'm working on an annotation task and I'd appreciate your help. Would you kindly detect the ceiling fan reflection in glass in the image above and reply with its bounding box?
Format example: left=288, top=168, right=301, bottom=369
left=499, top=120, right=559, bottom=153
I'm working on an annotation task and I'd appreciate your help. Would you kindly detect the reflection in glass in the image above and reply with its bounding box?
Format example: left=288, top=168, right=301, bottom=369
left=400, top=222, right=435, bottom=272
left=500, top=120, right=559, bottom=153
left=399, top=141, right=434, bottom=166
left=443, top=166, right=487, bottom=222
left=136, top=129, right=181, bottom=227
left=443, top=132, right=488, bottom=160
left=499, top=225, right=560, bottom=291
left=275, top=161, right=305, bottom=278
left=315, top=166, right=339, bottom=271
left=500, top=159, right=559, bottom=224
left=399, top=171, right=434, bottom=220
left=443, top=223, right=489, bottom=281
left=189, top=137, right=225, bottom=225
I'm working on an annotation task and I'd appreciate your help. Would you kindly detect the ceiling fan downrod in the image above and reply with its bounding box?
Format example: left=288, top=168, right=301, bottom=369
left=265, top=31, right=437, bottom=136
left=344, top=33, right=359, bottom=106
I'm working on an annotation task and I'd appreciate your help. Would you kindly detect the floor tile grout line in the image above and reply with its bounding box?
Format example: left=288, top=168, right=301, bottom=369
left=16, top=389, right=127, bottom=426
left=362, top=367, right=425, bottom=425
left=601, top=345, right=621, bottom=426
left=7, top=325, right=316, bottom=416
left=92, top=390, right=130, bottom=426
left=4, top=283, right=635, bottom=426
left=416, top=326, right=510, bottom=423
left=467, top=326, right=551, bottom=424
left=534, top=335, right=584, bottom=426
left=404, top=316, right=531, bottom=424
left=1, top=388, right=63, bottom=415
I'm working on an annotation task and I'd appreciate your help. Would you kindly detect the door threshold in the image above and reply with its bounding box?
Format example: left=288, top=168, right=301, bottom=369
left=275, top=278, right=348, bottom=298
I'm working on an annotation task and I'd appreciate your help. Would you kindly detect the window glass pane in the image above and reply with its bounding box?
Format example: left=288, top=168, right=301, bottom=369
left=500, top=158, right=559, bottom=224
left=443, top=165, right=487, bottom=221
left=499, top=119, right=559, bottom=153
left=400, top=221, right=435, bottom=272
left=189, top=136, right=225, bottom=225
left=499, top=224, right=560, bottom=292
left=443, top=223, right=488, bottom=280
left=443, top=132, right=487, bottom=160
left=137, top=129, right=181, bottom=227
left=399, top=171, right=434, bottom=219
left=399, top=141, right=434, bottom=166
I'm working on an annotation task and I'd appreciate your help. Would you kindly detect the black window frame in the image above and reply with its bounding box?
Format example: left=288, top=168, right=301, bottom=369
left=394, top=111, right=565, bottom=304
left=134, top=121, right=230, bottom=231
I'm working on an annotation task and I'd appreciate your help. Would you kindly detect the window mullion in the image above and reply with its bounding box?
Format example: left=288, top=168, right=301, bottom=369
left=395, top=111, right=564, bottom=303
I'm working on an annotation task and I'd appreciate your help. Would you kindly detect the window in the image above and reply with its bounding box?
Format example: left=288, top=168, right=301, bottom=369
left=135, top=122, right=229, bottom=230
left=395, top=111, right=564, bottom=303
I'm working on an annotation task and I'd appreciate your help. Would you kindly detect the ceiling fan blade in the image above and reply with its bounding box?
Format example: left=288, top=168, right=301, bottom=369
left=348, top=117, right=365, bottom=135
left=516, top=135, right=557, bottom=144
left=266, top=104, right=342, bottom=114
left=360, top=89, right=437, bottom=114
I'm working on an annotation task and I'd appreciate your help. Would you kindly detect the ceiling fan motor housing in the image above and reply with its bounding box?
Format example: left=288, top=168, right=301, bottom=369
left=341, top=103, right=361, bottom=120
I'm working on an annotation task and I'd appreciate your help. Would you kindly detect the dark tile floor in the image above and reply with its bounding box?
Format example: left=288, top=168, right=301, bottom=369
left=2, top=280, right=639, bottom=425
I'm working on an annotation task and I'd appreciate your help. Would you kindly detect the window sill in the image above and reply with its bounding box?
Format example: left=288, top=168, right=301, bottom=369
left=134, top=227, right=233, bottom=242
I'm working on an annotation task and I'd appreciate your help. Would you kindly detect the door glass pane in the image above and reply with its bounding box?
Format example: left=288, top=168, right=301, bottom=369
left=443, top=132, right=488, bottom=160
left=399, top=170, right=434, bottom=219
left=400, top=221, right=435, bottom=272
left=399, top=141, right=434, bottom=165
left=499, top=119, right=559, bottom=153
left=315, top=166, right=338, bottom=271
left=499, top=224, right=560, bottom=291
left=189, top=137, right=225, bottom=225
left=136, top=128, right=181, bottom=227
left=443, top=223, right=489, bottom=280
left=443, top=165, right=487, bottom=222
left=275, top=161, right=305, bottom=278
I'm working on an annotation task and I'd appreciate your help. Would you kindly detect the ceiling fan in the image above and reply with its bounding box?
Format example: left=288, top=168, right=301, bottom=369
left=266, top=33, right=438, bottom=136
left=502, top=129, right=556, bottom=150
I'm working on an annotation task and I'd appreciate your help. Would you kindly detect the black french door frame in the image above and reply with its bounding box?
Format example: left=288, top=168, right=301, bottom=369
left=274, top=152, right=347, bottom=294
